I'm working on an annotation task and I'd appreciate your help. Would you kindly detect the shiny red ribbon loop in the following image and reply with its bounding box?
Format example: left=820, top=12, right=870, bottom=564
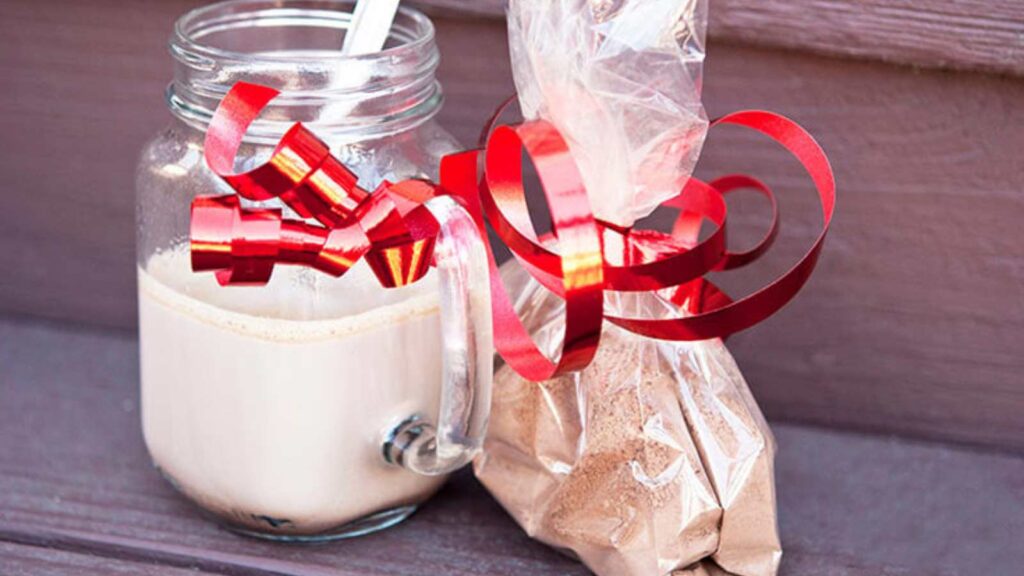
left=192, top=82, right=437, bottom=289
left=445, top=122, right=606, bottom=381
left=606, top=111, right=834, bottom=340
left=443, top=107, right=833, bottom=377
left=190, top=82, right=835, bottom=382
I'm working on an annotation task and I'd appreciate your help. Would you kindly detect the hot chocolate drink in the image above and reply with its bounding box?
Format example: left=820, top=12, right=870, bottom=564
left=138, top=248, right=446, bottom=536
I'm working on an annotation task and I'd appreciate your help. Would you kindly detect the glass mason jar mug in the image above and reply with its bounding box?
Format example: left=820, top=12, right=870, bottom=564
left=136, top=0, right=492, bottom=540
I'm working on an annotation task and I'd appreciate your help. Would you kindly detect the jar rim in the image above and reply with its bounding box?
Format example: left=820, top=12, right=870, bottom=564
left=172, top=0, right=436, bottom=66
left=167, top=0, right=443, bottom=139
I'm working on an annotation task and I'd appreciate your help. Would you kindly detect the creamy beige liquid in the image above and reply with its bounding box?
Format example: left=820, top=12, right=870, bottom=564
left=138, top=249, right=446, bottom=535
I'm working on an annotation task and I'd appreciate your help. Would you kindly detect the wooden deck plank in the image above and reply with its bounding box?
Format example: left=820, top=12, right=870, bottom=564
left=0, top=542, right=229, bottom=576
left=410, top=0, right=1024, bottom=76
left=1, top=316, right=1021, bottom=575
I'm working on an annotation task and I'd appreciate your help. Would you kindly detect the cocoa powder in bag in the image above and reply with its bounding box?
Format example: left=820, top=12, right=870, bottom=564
left=477, top=325, right=723, bottom=575
left=667, top=338, right=782, bottom=575
left=475, top=264, right=782, bottom=576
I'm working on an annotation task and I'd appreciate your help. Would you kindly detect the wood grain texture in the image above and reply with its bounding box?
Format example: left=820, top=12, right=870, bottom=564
left=0, top=0, right=208, bottom=328
left=2, top=317, right=1021, bottom=575
left=0, top=542, right=224, bottom=576
left=410, top=0, right=505, bottom=18
left=410, top=0, right=1024, bottom=76
left=1, top=2, right=1023, bottom=451
left=708, top=0, right=1024, bottom=76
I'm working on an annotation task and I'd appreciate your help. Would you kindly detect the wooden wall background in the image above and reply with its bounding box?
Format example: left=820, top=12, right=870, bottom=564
left=0, top=1, right=1021, bottom=451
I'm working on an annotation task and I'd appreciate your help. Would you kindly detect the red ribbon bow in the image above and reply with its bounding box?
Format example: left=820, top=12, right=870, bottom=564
left=192, top=83, right=441, bottom=288
left=191, top=82, right=835, bottom=382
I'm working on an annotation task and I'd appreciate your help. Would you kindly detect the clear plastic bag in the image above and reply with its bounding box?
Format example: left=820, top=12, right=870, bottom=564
left=474, top=263, right=782, bottom=576
left=478, top=1, right=783, bottom=574
left=508, top=0, right=708, bottom=228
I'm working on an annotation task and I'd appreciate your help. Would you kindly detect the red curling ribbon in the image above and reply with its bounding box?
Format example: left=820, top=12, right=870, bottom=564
left=190, top=82, right=834, bottom=382
left=605, top=111, right=834, bottom=340
left=702, top=174, right=779, bottom=271
left=440, top=124, right=606, bottom=381
left=192, top=82, right=436, bottom=289
left=448, top=108, right=832, bottom=373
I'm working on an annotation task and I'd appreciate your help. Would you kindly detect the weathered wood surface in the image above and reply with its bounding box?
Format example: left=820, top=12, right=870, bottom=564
left=2, top=316, right=1022, bottom=575
left=708, top=0, right=1024, bottom=76
left=410, top=0, right=506, bottom=18
left=1, top=1, right=1023, bottom=451
left=411, top=0, right=1024, bottom=76
left=0, top=0, right=207, bottom=327
left=0, top=542, right=223, bottom=576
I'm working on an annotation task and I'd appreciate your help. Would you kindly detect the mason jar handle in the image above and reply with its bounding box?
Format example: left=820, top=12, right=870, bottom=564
left=382, top=195, right=493, bottom=476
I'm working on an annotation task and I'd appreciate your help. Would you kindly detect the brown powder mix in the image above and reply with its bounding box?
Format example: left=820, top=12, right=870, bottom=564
left=476, top=325, right=781, bottom=576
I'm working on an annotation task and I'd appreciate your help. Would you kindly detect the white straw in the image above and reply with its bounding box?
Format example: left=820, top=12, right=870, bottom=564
left=342, top=0, right=402, bottom=56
